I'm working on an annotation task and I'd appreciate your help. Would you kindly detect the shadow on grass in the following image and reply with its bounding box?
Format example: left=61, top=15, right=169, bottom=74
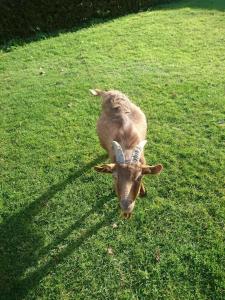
left=163, top=0, right=225, bottom=11
left=0, top=18, right=109, bottom=52
left=187, top=0, right=225, bottom=11
left=0, top=154, right=115, bottom=299
left=1, top=0, right=224, bottom=52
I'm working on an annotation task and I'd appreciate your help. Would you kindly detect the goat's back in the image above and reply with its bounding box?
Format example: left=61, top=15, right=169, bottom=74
left=96, top=90, right=147, bottom=157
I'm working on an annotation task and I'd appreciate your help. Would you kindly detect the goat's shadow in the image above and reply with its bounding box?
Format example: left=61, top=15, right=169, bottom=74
left=0, top=154, right=115, bottom=300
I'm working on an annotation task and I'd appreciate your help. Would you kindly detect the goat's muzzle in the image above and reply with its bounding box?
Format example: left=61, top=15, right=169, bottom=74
left=120, top=200, right=135, bottom=218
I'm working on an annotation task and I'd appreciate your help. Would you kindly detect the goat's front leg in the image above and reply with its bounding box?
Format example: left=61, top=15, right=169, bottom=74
left=139, top=182, right=147, bottom=197
left=139, top=154, right=147, bottom=197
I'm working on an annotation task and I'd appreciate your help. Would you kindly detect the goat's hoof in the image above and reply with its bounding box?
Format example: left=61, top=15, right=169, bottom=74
left=139, top=189, right=147, bottom=197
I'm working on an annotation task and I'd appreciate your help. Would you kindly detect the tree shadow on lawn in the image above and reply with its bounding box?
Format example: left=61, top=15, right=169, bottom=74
left=1, top=0, right=224, bottom=52
left=0, top=154, right=115, bottom=299
left=165, top=0, right=225, bottom=12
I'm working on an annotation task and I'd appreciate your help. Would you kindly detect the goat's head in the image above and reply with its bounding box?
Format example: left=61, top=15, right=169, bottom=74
left=94, top=141, right=163, bottom=218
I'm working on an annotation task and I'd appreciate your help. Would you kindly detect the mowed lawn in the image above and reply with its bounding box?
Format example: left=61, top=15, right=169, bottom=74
left=0, top=0, right=225, bottom=299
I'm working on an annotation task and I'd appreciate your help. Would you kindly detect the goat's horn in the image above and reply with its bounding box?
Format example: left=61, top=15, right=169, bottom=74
left=131, top=140, right=147, bottom=163
left=112, top=141, right=125, bottom=164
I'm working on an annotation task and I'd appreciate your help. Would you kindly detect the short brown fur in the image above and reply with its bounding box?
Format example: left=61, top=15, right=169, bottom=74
left=91, top=89, right=163, bottom=217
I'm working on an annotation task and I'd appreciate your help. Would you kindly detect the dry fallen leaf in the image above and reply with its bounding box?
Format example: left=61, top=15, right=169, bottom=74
left=217, top=120, right=225, bottom=127
left=155, top=248, right=160, bottom=262
left=107, top=247, right=114, bottom=255
left=39, top=67, right=45, bottom=75
left=171, top=92, right=177, bottom=99
left=112, top=223, right=118, bottom=229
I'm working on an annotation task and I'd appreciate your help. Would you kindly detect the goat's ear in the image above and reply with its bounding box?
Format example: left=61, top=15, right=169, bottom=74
left=142, top=164, right=163, bottom=175
left=94, top=164, right=116, bottom=173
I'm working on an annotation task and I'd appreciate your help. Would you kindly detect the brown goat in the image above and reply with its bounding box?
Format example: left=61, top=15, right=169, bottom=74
left=90, top=89, right=163, bottom=218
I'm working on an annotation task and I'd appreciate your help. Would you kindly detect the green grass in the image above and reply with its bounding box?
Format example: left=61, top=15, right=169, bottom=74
left=0, top=0, right=225, bottom=299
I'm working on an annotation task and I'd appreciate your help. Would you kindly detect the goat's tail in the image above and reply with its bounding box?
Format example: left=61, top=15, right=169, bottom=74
left=89, top=89, right=105, bottom=97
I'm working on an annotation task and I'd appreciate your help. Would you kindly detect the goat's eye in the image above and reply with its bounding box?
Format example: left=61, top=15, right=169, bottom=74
left=112, top=173, right=118, bottom=179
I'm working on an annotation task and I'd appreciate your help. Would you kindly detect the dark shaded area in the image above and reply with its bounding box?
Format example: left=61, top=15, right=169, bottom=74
left=0, top=18, right=108, bottom=52
left=176, top=0, right=225, bottom=11
left=0, top=0, right=176, bottom=43
left=183, top=0, right=225, bottom=11
left=1, top=0, right=225, bottom=51
left=0, top=154, right=116, bottom=300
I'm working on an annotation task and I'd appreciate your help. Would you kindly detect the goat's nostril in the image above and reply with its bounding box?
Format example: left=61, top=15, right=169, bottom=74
left=120, top=200, right=135, bottom=213
left=120, top=202, right=128, bottom=211
left=120, top=200, right=131, bottom=211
